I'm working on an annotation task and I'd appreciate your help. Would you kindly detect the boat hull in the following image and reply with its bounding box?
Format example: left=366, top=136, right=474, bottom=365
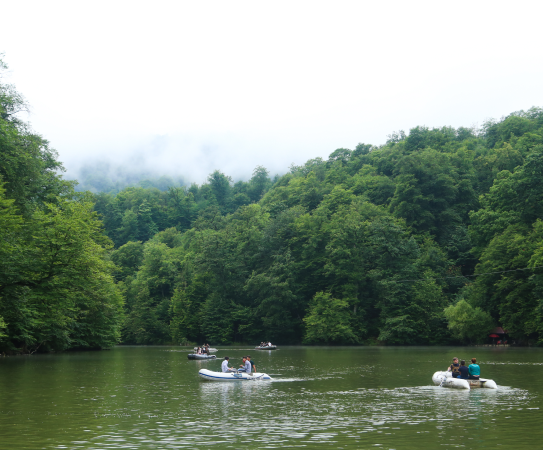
left=199, top=369, right=271, bottom=381
left=255, top=346, right=277, bottom=350
left=432, top=371, right=497, bottom=390
left=188, top=354, right=216, bottom=360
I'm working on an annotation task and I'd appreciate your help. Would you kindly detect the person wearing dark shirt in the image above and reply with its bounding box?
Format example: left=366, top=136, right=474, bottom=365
left=247, top=355, right=256, bottom=373
left=458, top=360, right=469, bottom=379
left=447, top=357, right=461, bottom=378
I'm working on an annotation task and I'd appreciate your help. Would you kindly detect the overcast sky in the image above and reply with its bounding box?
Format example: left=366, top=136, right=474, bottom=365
left=1, top=1, right=543, bottom=183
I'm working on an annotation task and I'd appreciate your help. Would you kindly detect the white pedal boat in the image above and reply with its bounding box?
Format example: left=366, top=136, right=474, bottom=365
left=199, top=369, right=272, bottom=381
left=432, top=371, right=497, bottom=390
left=255, top=345, right=277, bottom=350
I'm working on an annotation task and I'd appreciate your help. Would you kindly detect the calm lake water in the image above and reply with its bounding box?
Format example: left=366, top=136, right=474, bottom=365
left=0, top=346, right=541, bottom=449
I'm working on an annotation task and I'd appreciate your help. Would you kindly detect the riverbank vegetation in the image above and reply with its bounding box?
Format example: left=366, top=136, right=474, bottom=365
left=2, top=56, right=543, bottom=352
left=97, top=106, right=543, bottom=347
left=0, top=59, right=123, bottom=353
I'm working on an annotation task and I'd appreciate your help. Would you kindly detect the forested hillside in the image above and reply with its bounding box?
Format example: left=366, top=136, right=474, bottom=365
left=96, top=108, right=543, bottom=346
left=3, top=55, right=543, bottom=352
left=0, top=59, right=123, bottom=353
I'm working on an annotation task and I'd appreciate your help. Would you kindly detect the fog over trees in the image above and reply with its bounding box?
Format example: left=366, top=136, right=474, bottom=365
left=2, top=56, right=543, bottom=353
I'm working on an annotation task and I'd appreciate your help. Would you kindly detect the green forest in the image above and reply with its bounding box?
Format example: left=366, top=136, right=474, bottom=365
left=2, top=57, right=543, bottom=353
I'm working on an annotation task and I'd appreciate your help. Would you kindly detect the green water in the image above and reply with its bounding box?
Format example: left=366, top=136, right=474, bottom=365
left=0, top=346, right=541, bottom=449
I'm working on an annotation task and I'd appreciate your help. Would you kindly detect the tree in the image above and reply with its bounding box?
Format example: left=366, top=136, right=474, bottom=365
left=303, top=292, right=358, bottom=344
left=122, top=240, right=177, bottom=344
left=245, top=251, right=300, bottom=343
left=0, top=180, right=22, bottom=344
left=378, top=278, right=448, bottom=345
left=0, top=198, right=123, bottom=352
left=248, top=166, right=271, bottom=203
left=389, top=149, right=462, bottom=244
left=0, top=59, right=73, bottom=216
left=467, top=223, right=543, bottom=341
left=111, top=241, right=144, bottom=281
left=324, top=198, right=419, bottom=339
left=444, top=299, right=494, bottom=344
left=0, top=57, right=124, bottom=353
left=207, top=170, right=232, bottom=212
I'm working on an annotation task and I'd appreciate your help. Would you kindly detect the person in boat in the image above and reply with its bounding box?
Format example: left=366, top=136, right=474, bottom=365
left=468, top=358, right=480, bottom=380
left=247, top=355, right=256, bottom=373
left=221, top=357, right=235, bottom=373
left=239, top=356, right=252, bottom=375
left=197, top=347, right=202, bottom=355
left=447, top=357, right=461, bottom=378
left=458, top=360, right=469, bottom=379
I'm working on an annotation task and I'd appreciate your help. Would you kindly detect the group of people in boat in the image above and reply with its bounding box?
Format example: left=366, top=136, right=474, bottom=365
left=196, top=344, right=211, bottom=355
left=259, top=342, right=273, bottom=347
left=221, top=356, right=256, bottom=374
left=447, top=357, right=481, bottom=380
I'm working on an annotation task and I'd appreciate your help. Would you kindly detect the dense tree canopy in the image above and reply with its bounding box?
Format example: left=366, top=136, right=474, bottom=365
left=100, top=107, right=543, bottom=347
left=3, top=54, right=543, bottom=350
left=0, top=58, right=123, bottom=353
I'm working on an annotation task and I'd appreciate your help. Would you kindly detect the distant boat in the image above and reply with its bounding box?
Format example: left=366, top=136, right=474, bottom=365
left=254, top=345, right=277, bottom=350
left=188, top=354, right=216, bottom=360
left=199, top=368, right=271, bottom=381
left=432, top=371, right=497, bottom=390
left=193, top=347, right=218, bottom=353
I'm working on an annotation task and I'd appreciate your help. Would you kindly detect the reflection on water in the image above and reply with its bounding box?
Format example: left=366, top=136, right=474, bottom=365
left=0, top=346, right=542, bottom=449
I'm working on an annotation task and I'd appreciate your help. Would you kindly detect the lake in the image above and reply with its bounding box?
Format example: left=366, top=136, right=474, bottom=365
left=0, top=346, right=541, bottom=449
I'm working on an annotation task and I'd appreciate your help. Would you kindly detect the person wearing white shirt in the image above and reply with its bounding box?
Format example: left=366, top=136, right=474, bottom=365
left=222, top=357, right=234, bottom=372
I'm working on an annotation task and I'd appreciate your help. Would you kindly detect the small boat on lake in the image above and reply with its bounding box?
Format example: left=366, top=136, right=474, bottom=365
left=198, top=368, right=272, bottom=381
left=255, top=345, right=277, bottom=350
left=432, top=371, right=497, bottom=390
left=188, top=354, right=216, bottom=360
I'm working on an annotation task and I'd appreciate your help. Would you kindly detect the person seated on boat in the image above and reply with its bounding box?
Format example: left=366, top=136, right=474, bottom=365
left=267, top=341, right=272, bottom=347
left=239, top=356, right=253, bottom=375
left=458, top=360, right=469, bottom=379
left=468, top=358, right=480, bottom=380
left=447, top=357, right=461, bottom=378
left=196, top=347, right=202, bottom=355
left=247, top=355, right=256, bottom=373
left=221, top=357, right=235, bottom=373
